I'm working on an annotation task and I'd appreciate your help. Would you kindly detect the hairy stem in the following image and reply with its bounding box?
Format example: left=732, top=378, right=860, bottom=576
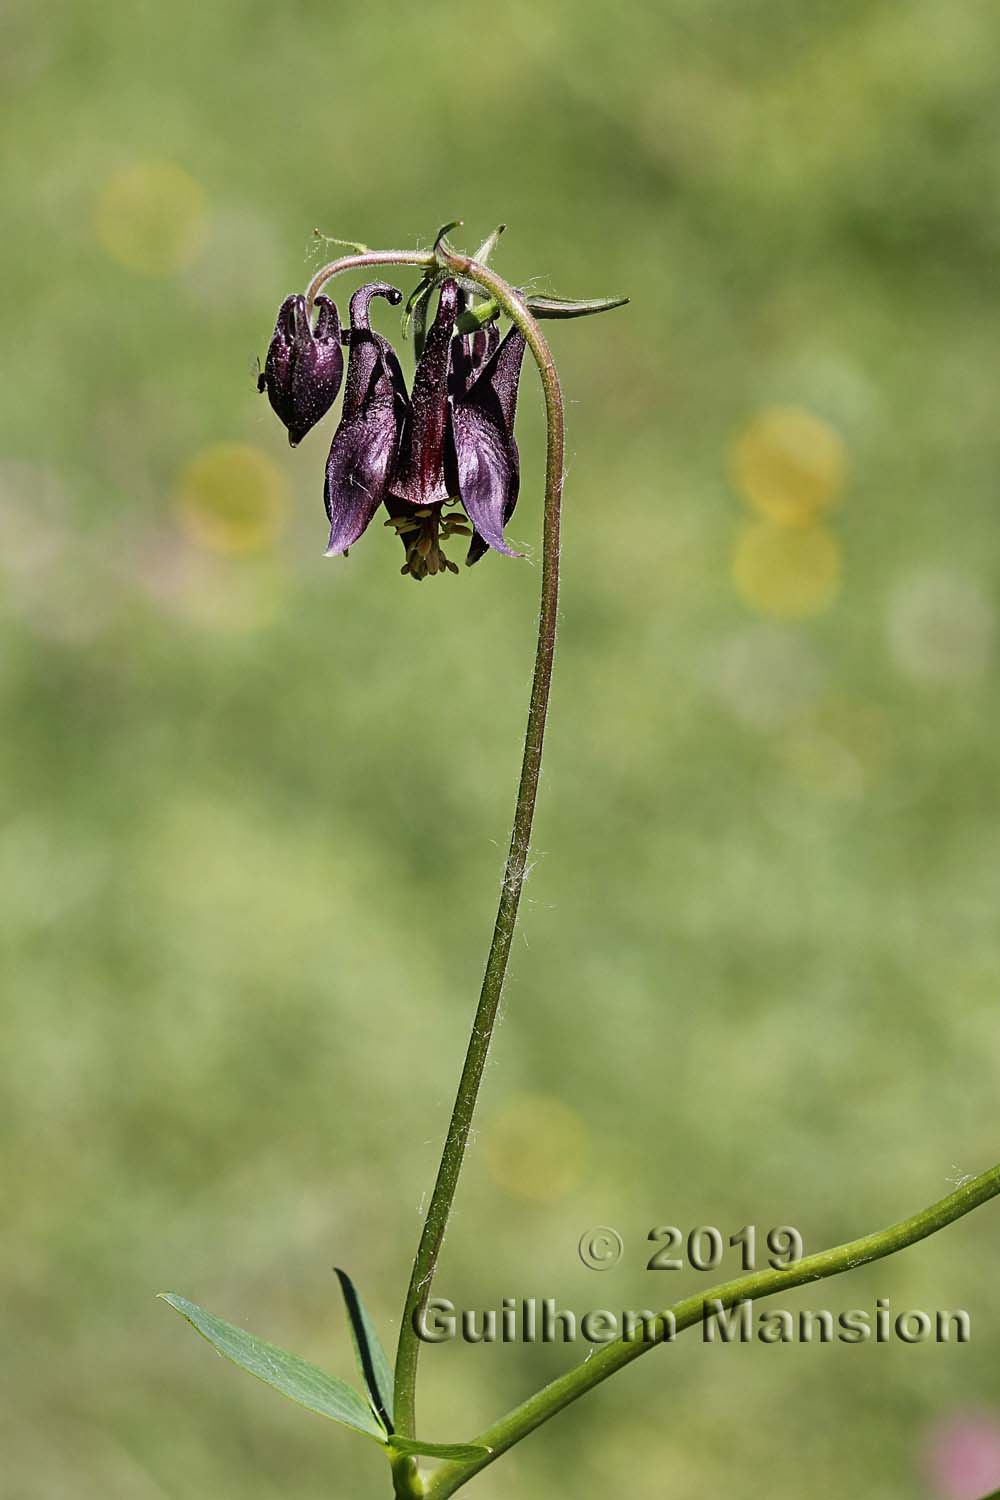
left=304, top=250, right=435, bottom=313
left=421, top=1161, right=1000, bottom=1498
left=393, top=252, right=564, bottom=1438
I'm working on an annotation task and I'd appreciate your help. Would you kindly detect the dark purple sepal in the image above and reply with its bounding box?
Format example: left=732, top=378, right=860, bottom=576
left=450, top=326, right=526, bottom=561
left=259, top=294, right=344, bottom=447
left=452, top=407, right=522, bottom=561
left=324, top=400, right=403, bottom=556
left=389, top=279, right=460, bottom=508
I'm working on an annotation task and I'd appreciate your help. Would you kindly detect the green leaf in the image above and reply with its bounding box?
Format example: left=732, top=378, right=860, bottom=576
left=334, top=1268, right=394, bottom=1432
left=455, top=291, right=630, bottom=334
left=389, top=1437, right=492, bottom=1462
left=159, top=1293, right=384, bottom=1442
left=525, top=293, right=629, bottom=319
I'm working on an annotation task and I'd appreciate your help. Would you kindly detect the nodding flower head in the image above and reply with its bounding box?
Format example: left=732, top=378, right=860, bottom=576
left=259, top=274, right=530, bottom=579
left=323, top=278, right=526, bottom=579
left=258, top=294, right=344, bottom=447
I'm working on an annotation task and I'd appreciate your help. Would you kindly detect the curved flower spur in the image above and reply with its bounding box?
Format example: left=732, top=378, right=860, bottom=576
left=257, top=227, right=627, bottom=581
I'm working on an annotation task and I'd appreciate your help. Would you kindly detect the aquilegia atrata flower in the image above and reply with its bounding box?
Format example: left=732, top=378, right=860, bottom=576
left=326, top=276, right=526, bottom=578
left=261, top=277, right=525, bottom=579
left=258, top=294, right=344, bottom=447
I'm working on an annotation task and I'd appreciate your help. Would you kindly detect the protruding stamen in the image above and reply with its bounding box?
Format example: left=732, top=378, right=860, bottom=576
left=392, top=505, right=462, bottom=583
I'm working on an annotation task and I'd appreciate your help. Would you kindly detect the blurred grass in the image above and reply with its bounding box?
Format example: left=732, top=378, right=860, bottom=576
left=3, top=0, right=1000, bottom=1496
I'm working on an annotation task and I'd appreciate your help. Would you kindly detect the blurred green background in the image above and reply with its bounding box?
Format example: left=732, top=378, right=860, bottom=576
left=4, top=0, right=1000, bottom=1496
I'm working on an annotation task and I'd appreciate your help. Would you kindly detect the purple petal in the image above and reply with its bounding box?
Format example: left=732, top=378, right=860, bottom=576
left=259, top=293, right=345, bottom=447
left=324, top=399, right=401, bottom=557
left=259, top=294, right=297, bottom=409
left=274, top=294, right=301, bottom=343
left=287, top=297, right=344, bottom=446
left=450, top=403, right=521, bottom=559
left=390, top=279, right=459, bottom=507
left=348, top=281, right=402, bottom=332
left=311, top=295, right=340, bottom=342
left=466, top=476, right=519, bottom=565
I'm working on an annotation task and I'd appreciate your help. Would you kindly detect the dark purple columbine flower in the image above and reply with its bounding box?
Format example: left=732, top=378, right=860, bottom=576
left=258, top=294, right=343, bottom=447
left=323, top=278, right=526, bottom=580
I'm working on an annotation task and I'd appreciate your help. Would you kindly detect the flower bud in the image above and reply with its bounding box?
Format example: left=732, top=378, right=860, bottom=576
left=258, top=294, right=343, bottom=446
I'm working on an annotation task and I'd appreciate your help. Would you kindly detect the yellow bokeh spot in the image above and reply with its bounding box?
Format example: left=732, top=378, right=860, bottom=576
left=732, top=521, right=841, bottom=618
left=730, top=406, right=847, bottom=526
left=95, top=161, right=206, bottom=275
left=484, top=1094, right=587, bottom=1202
left=780, top=699, right=890, bottom=799
left=175, top=444, right=289, bottom=555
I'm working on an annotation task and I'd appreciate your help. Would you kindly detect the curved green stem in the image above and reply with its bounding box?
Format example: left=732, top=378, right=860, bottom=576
left=307, top=241, right=566, bottom=1444
left=304, top=249, right=435, bottom=313
left=391, top=248, right=565, bottom=1439
left=421, top=1161, right=1000, bottom=1498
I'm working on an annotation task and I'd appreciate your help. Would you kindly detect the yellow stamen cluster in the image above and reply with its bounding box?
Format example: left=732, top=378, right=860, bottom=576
left=385, top=505, right=472, bottom=581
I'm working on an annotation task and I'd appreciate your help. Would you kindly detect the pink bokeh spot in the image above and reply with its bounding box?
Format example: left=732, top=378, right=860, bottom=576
left=925, top=1414, right=1000, bottom=1500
